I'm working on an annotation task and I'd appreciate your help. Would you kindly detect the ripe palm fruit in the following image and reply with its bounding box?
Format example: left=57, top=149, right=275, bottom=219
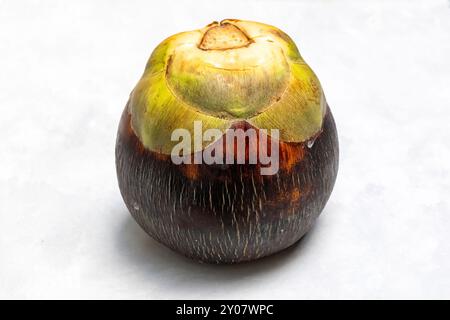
left=116, top=19, right=339, bottom=264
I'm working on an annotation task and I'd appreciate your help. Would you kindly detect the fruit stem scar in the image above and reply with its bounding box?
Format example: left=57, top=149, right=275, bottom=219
left=199, top=21, right=252, bottom=50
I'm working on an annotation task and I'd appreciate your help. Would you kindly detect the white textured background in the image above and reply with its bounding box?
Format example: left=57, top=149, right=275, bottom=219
left=1, top=0, right=449, bottom=299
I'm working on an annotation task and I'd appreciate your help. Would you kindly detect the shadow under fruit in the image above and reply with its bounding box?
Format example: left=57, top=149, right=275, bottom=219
left=115, top=19, right=339, bottom=264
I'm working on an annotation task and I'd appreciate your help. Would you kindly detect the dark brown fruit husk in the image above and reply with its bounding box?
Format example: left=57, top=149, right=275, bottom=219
left=115, top=105, right=339, bottom=264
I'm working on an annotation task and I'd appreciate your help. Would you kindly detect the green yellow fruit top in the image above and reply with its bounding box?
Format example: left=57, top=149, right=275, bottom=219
left=129, top=19, right=326, bottom=154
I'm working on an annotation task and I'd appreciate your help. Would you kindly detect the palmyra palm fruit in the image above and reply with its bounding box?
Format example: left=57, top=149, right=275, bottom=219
left=116, top=19, right=339, bottom=264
